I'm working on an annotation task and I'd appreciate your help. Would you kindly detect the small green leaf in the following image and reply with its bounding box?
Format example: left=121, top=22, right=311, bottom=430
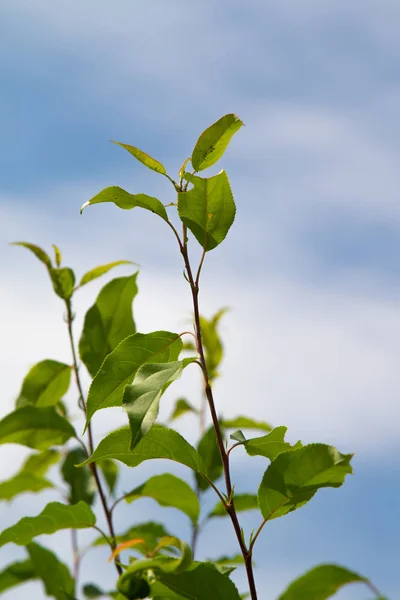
left=11, top=241, right=52, bottom=270
left=117, top=537, right=192, bottom=596
left=209, top=494, right=258, bottom=518
left=27, top=541, right=75, bottom=600
left=156, top=563, right=242, bottom=600
left=83, top=583, right=106, bottom=598
left=50, top=267, right=76, bottom=300
left=81, top=426, right=204, bottom=474
left=277, top=564, right=370, bottom=600
left=78, top=260, right=135, bottom=288
left=98, top=459, right=119, bottom=496
left=0, top=406, right=76, bottom=450
left=195, top=426, right=223, bottom=491
left=124, top=359, right=195, bottom=449
left=52, top=244, right=62, bottom=267
left=258, top=444, right=353, bottom=522
left=0, top=473, right=53, bottom=502
left=16, top=360, right=72, bottom=408
left=93, top=521, right=172, bottom=556
left=199, top=309, right=228, bottom=381
left=81, top=186, right=168, bottom=221
left=111, top=141, right=167, bottom=176
left=221, top=416, right=272, bottom=432
left=210, top=554, right=245, bottom=566
left=0, top=501, right=96, bottom=547
left=170, top=398, right=198, bottom=421
left=178, top=171, right=236, bottom=251
left=230, top=430, right=246, bottom=443
left=21, top=449, right=60, bottom=476
left=79, top=274, right=138, bottom=377
left=0, top=560, right=37, bottom=594
left=61, top=447, right=96, bottom=505
left=85, top=331, right=182, bottom=425
left=191, top=114, right=243, bottom=172
left=244, top=426, right=300, bottom=460
left=125, top=474, right=200, bottom=524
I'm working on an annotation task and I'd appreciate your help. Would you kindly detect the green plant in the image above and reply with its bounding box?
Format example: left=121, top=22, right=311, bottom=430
left=0, top=114, right=387, bottom=600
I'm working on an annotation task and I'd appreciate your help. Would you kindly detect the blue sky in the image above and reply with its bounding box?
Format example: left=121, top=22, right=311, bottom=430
left=0, top=1, right=399, bottom=598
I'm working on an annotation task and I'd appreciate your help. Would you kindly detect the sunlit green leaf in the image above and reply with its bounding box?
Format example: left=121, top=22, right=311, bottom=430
left=0, top=406, right=76, bottom=450
left=244, top=426, right=300, bottom=460
left=0, top=501, right=96, bottom=547
left=50, top=267, right=76, bottom=300
left=156, top=563, right=242, bottom=600
left=199, top=308, right=228, bottom=380
left=195, top=426, right=223, bottom=491
left=93, top=521, right=172, bottom=556
left=80, top=186, right=168, bottom=221
left=258, top=445, right=353, bottom=522
left=52, top=244, right=62, bottom=267
left=191, top=114, right=243, bottom=172
left=125, top=474, right=200, bottom=524
left=85, top=332, right=182, bottom=425
left=209, top=554, right=245, bottom=566
left=98, top=459, right=119, bottom=496
left=124, top=359, right=195, bottom=449
left=277, top=564, right=370, bottom=600
left=78, top=260, right=135, bottom=288
left=208, top=494, right=258, bottom=518
left=61, top=447, right=96, bottom=505
left=221, top=416, right=272, bottom=432
left=27, top=542, right=75, bottom=600
left=16, top=360, right=72, bottom=408
left=79, top=274, right=138, bottom=377
left=170, top=398, right=198, bottom=421
left=178, top=171, right=235, bottom=251
left=0, top=473, right=53, bottom=502
left=111, top=141, right=167, bottom=176
left=0, top=560, right=37, bottom=594
left=81, top=426, right=204, bottom=474
left=11, top=241, right=52, bottom=270
left=21, top=449, right=60, bottom=476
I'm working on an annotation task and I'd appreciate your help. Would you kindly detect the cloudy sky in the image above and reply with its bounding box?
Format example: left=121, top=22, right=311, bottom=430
left=0, top=1, right=399, bottom=598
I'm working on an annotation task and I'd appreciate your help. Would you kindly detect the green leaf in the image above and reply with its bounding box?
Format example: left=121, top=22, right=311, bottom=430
left=85, top=331, right=182, bottom=425
left=81, top=426, right=204, bottom=474
left=21, top=449, right=60, bottom=476
left=230, top=430, right=246, bottom=443
left=156, top=563, right=242, bottom=600
left=93, top=521, right=172, bottom=556
left=111, top=141, right=167, bottom=176
left=199, top=309, right=228, bottom=380
left=170, top=398, right=198, bottom=421
left=52, top=244, right=62, bottom=267
left=221, top=416, right=272, bottom=432
left=78, top=260, right=135, bottom=288
left=11, top=241, right=52, bottom=270
left=191, top=114, right=243, bottom=172
left=0, top=501, right=96, bottom=547
left=61, top=447, right=96, bottom=505
left=79, top=274, right=139, bottom=377
left=210, top=554, right=245, bottom=566
left=83, top=583, right=106, bottom=598
left=209, top=494, right=258, bottom=518
left=178, top=171, right=236, bottom=251
left=244, top=426, right=300, bottom=460
left=16, top=360, right=72, bottom=408
left=277, top=564, right=369, bottom=600
left=27, top=541, right=75, bottom=600
left=195, top=426, right=223, bottom=491
left=117, top=537, right=192, bottom=597
left=0, top=473, right=53, bottom=502
left=81, top=186, right=168, bottom=221
left=98, top=459, right=119, bottom=496
left=0, top=406, right=76, bottom=450
left=125, top=474, right=200, bottom=524
left=123, top=359, right=195, bottom=449
left=0, top=560, right=37, bottom=594
left=258, top=444, right=353, bottom=522
left=50, top=267, right=76, bottom=300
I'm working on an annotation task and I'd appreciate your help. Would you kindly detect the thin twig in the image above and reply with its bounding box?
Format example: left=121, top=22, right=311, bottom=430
left=65, top=299, right=122, bottom=576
